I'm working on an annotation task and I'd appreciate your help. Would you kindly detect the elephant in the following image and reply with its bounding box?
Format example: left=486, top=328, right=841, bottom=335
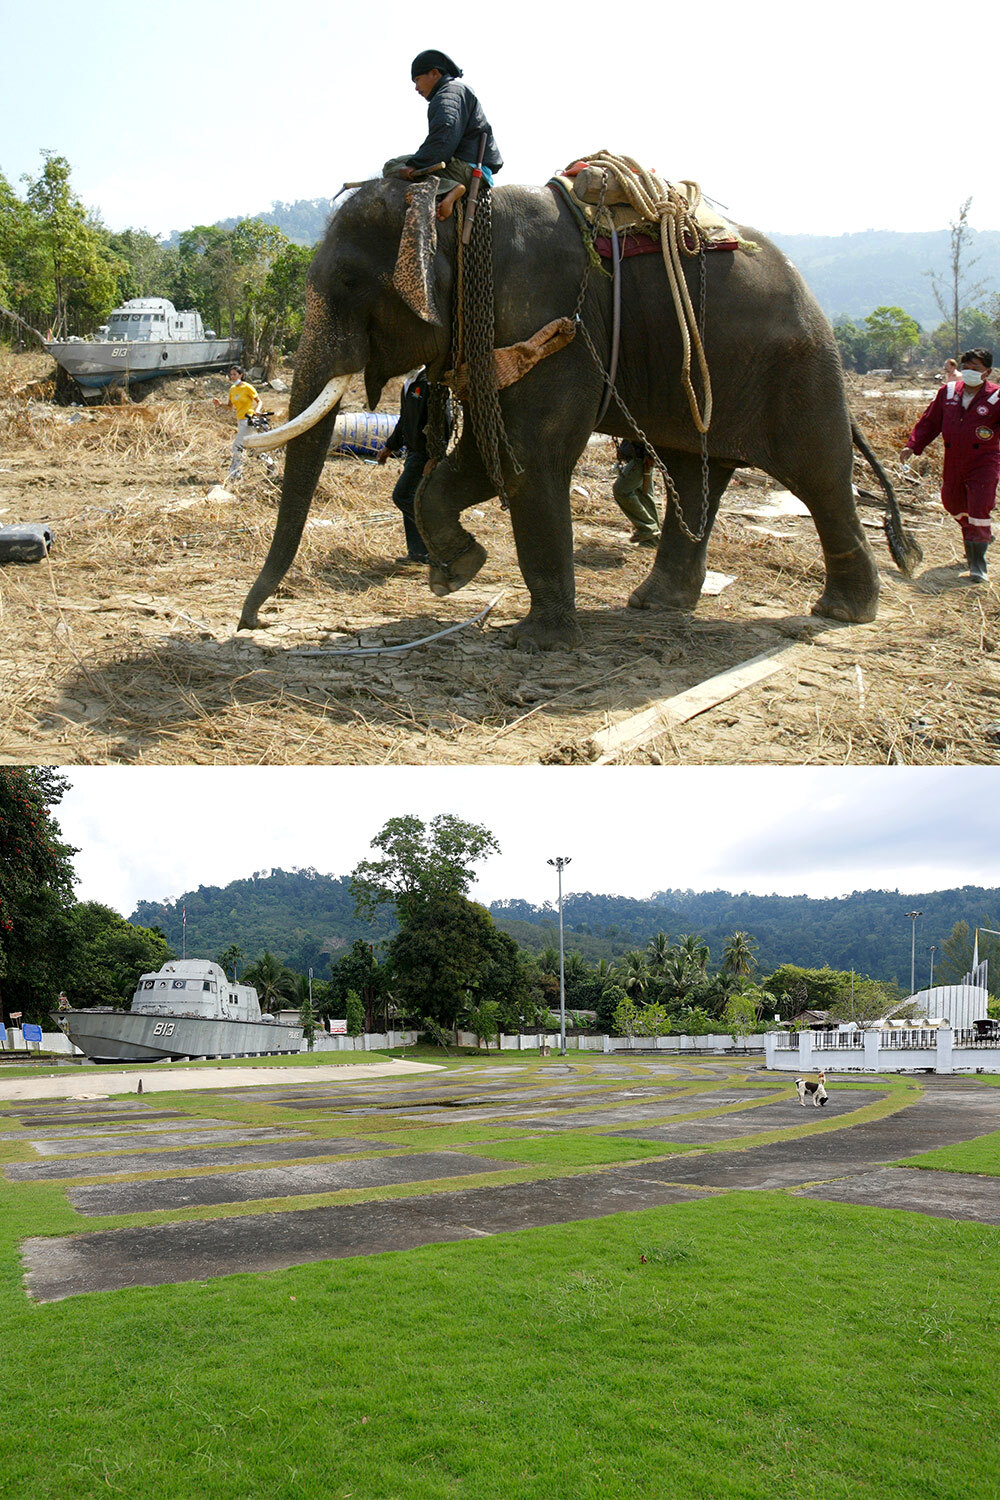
left=239, top=175, right=916, bottom=651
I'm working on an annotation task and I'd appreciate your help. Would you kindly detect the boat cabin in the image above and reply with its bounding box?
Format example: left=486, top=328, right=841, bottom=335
left=104, top=298, right=211, bottom=344
left=131, top=959, right=263, bottom=1023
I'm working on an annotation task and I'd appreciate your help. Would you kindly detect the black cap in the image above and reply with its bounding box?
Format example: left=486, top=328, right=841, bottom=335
left=411, top=50, right=462, bottom=79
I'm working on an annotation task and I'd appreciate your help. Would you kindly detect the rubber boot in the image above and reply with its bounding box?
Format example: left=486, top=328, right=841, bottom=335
left=967, top=542, right=989, bottom=582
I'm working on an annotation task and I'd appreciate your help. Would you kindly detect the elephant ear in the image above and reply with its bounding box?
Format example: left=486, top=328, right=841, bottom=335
left=392, top=180, right=443, bottom=326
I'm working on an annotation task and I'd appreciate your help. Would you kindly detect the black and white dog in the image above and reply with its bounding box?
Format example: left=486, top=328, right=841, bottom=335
left=795, top=1071, right=828, bottom=1107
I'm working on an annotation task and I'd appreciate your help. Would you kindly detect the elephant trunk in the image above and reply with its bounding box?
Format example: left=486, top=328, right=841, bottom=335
left=240, top=282, right=368, bottom=630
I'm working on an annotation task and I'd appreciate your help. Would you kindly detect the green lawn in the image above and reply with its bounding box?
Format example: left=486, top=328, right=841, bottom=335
left=2, top=1184, right=999, bottom=1499
left=4, top=1064, right=994, bottom=1497
left=898, top=1129, right=1000, bottom=1176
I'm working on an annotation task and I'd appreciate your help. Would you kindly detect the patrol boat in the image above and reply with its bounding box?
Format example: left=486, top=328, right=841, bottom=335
left=57, top=959, right=302, bottom=1063
left=45, top=298, right=243, bottom=390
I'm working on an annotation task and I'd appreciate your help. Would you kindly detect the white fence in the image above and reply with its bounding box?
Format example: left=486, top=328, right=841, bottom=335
left=766, top=1027, right=1000, bottom=1074
left=10, top=1027, right=762, bottom=1060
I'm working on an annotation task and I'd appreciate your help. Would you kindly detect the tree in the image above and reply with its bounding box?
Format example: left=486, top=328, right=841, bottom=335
left=468, top=1000, right=501, bottom=1051
left=596, top=981, right=627, bottom=1033
left=386, top=892, right=502, bottom=1037
left=0, top=768, right=77, bottom=1023
left=254, top=241, right=312, bottom=374
left=216, top=944, right=245, bottom=982
left=723, top=988, right=774, bottom=1039
left=59, top=904, right=171, bottom=1009
left=22, top=152, right=124, bottom=336
left=646, top=931, right=672, bottom=971
left=928, top=198, right=988, bottom=357
left=344, top=989, right=364, bottom=1036
left=929, top=307, right=993, bottom=362
left=863, top=306, right=920, bottom=372
left=351, top=814, right=500, bottom=925
left=108, top=228, right=178, bottom=302
left=723, top=931, right=758, bottom=979
left=612, top=994, right=642, bottom=1038
left=677, top=932, right=710, bottom=974
left=328, top=940, right=386, bottom=1032
left=242, top=950, right=295, bottom=1012
left=298, top=988, right=316, bottom=1050
left=616, top=950, right=651, bottom=999
left=833, top=317, right=871, bottom=373
left=934, top=919, right=1000, bottom=987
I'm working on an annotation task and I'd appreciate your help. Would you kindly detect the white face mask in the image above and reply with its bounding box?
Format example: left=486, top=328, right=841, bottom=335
left=961, top=368, right=986, bottom=387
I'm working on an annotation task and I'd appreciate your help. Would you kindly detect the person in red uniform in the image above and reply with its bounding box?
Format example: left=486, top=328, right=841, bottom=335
left=900, top=348, right=1000, bottom=581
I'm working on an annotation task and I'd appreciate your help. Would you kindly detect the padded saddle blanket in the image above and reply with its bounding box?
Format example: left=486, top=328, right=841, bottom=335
left=548, top=160, right=752, bottom=258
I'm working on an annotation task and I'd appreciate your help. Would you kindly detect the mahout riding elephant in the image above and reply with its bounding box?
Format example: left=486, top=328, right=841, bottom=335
left=240, top=176, right=914, bottom=651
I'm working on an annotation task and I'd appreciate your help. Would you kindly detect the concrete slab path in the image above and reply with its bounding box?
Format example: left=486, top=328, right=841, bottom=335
left=5, top=1137, right=377, bottom=1182
left=799, top=1166, right=1000, bottom=1223
left=608, top=1090, right=886, bottom=1143
left=28, top=1126, right=309, bottom=1157
left=65, top=1150, right=523, bottom=1216
left=22, top=1172, right=709, bottom=1302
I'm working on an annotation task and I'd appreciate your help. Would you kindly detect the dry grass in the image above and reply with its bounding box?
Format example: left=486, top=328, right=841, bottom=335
left=0, top=352, right=998, bottom=765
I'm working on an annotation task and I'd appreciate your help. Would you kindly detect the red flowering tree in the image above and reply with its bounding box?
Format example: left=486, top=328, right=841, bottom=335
left=0, top=768, right=77, bottom=1024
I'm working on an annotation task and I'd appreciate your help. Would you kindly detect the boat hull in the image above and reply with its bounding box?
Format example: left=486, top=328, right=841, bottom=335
left=45, top=337, right=244, bottom=389
left=60, top=1009, right=303, bottom=1063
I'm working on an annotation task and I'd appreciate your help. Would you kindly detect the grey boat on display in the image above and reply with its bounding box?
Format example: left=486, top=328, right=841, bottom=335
left=45, top=297, right=242, bottom=389
left=57, top=959, right=302, bottom=1062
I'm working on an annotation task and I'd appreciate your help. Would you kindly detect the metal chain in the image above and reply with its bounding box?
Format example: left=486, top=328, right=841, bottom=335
left=461, top=188, right=522, bottom=507
left=575, top=311, right=711, bottom=545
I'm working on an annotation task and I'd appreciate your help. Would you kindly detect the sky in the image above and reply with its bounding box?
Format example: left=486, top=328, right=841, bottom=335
left=55, top=766, right=1000, bottom=918
left=1, top=0, right=991, bottom=238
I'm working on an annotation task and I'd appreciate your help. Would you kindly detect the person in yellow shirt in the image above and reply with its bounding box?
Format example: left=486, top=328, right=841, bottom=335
left=214, top=365, right=276, bottom=482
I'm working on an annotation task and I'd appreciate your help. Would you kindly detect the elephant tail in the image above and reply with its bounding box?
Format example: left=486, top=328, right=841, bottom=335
left=851, top=419, right=922, bottom=578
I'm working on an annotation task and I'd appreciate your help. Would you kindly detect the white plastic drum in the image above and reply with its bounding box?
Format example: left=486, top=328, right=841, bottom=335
left=328, top=411, right=395, bottom=457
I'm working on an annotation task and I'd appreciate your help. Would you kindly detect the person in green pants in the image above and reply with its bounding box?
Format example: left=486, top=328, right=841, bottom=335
left=613, top=440, right=660, bottom=545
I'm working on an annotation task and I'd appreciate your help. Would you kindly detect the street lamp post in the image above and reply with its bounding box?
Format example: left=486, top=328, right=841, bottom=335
left=906, top=911, right=923, bottom=997
left=547, top=857, right=571, bottom=1056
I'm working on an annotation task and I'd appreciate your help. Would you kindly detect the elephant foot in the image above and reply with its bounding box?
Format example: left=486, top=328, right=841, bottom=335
left=811, top=548, right=880, bottom=624
left=627, top=569, right=703, bottom=613
left=428, top=539, right=488, bottom=597
left=811, top=589, right=879, bottom=624
left=505, top=609, right=584, bottom=653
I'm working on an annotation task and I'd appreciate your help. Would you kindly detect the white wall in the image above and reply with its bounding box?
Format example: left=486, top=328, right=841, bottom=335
left=765, top=1027, right=998, bottom=1075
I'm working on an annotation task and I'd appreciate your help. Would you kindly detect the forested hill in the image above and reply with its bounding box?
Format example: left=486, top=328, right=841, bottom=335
left=130, top=869, right=396, bottom=977
left=203, top=199, right=1000, bottom=329
left=493, top=886, right=1000, bottom=987
left=129, top=869, right=1000, bottom=988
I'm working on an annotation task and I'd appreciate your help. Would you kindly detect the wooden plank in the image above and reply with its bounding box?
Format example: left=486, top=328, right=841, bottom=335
left=589, top=642, right=800, bottom=763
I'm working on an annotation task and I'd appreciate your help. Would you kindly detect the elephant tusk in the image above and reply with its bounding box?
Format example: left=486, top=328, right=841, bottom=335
left=242, top=374, right=356, bottom=451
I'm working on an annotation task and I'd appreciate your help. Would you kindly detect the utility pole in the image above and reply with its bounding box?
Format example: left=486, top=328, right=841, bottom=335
left=928, top=947, right=937, bottom=989
left=547, top=857, right=571, bottom=1057
left=906, top=911, right=923, bottom=997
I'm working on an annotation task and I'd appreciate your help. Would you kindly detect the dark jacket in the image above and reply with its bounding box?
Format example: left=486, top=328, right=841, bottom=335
left=407, top=75, right=503, bottom=174
left=385, top=372, right=452, bottom=458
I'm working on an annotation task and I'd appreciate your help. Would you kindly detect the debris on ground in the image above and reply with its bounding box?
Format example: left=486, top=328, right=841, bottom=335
left=0, top=352, right=996, bottom=766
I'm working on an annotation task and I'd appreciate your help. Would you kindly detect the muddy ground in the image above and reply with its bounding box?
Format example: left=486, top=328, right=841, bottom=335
left=1, top=350, right=998, bottom=765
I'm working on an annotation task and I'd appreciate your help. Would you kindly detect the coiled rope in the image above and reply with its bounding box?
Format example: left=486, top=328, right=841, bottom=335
left=580, top=151, right=713, bottom=434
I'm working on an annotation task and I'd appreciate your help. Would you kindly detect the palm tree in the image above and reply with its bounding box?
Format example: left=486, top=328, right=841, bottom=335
left=646, top=931, right=672, bottom=972
left=723, top=931, right=758, bottom=979
left=243, top=950, right=296, bottom=1013
left=215, top=944, right=245, bottom=982
left=537, top=946, right=561, bottom=977
left=617, top=951, right=650, bottom=1000
left=678, top=933, right=710, bottom=975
